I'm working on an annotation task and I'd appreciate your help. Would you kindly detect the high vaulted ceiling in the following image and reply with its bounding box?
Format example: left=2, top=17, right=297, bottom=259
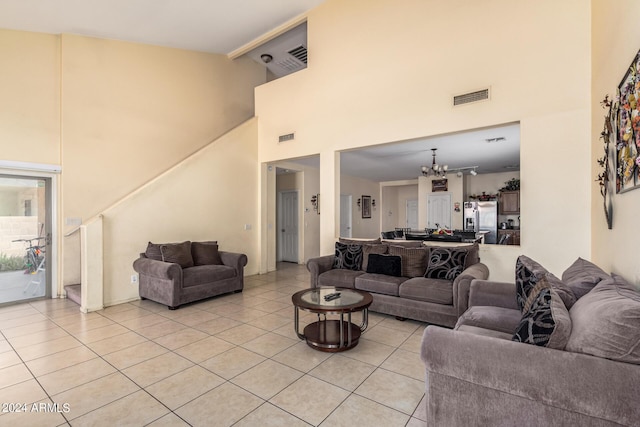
left=0, top=0, right=325, bottom=54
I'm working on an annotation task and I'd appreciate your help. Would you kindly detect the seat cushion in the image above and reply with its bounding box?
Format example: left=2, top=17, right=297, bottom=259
left=355, top=273, right=405, bottom=296
left=455, top=305, right=522, bottom=334
left=318, top=269, right=364, bottom=289
left=399, top=277, right=453, bottom=305
left=182, top=265, right=236, bottom=288
left=456, top=325, right=514, bottom=341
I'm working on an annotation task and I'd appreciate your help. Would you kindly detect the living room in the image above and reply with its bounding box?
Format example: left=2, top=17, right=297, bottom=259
left=1, top=0, right=639, bottom=425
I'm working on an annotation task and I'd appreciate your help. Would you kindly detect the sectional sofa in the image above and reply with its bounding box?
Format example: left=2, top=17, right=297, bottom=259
left=307, top=238, right=489, bottom=327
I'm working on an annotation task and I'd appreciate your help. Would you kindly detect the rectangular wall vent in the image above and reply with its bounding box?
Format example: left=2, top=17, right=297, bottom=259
left=288, top=45, right=308, bottom=64
left=453, top=88, right=490, bottom=106
left=279, top=133, right=295, bottom=143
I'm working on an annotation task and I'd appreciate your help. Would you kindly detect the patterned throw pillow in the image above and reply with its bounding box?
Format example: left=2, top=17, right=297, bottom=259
left=333, top=242, right=363, bottom=271
left=424, top=248, right=468, bottom=280
left=366, top=254, right=402, bottom=277
left=515, top=256, right=576, bottom=311
left=512, top=277, right=572, bottom=349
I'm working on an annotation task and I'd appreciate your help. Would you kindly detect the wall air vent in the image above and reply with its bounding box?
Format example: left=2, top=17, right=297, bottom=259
left=453, top=88, right=490, bottom=106
left=288, top=45, right=308, bottom=64
left=279, top=133, right=295, bottom=143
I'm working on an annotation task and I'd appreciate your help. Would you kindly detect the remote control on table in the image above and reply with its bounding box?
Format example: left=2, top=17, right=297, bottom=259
left=324, top=292, right=341, bottom=301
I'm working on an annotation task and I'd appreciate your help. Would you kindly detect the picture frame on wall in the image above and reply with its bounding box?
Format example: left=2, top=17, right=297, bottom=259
left=432, top=179, right=448, bottom=192
left=361, top=195, right=371, bottom=218
left=614, top=48, right=640, bottom=193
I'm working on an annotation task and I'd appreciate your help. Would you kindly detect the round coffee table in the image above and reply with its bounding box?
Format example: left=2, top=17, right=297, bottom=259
left=291, top=287, right=373, bottom=352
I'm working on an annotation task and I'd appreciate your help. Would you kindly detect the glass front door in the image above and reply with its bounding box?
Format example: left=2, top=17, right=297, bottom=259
left=0, top=175, right=51, bottom=305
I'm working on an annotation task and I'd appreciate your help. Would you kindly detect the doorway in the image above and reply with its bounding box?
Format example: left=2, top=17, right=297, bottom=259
left=406, top=199, right=418, bottom=229
left=340, top=194, right=352, bottom=237
left=0, top=174, right=53, bottom=305
left=277, top=190, right=299, bottom=263
left=427, top=193, right=452, bottom=229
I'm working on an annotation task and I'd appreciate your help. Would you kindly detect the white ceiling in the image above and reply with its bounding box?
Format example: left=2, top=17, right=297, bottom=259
left=285, top=123, right=521, bottom=182
left=0, top=0, right=325, bottom=54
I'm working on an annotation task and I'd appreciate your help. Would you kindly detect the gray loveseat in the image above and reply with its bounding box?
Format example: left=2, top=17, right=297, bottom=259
left=133, top=240, right=247, bottom=309
left=307, top=239, right=489, bottom=327
left=420, top=256, right=640, bottom=426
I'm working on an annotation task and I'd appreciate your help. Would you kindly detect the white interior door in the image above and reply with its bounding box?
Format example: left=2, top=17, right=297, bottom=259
left=278, top=191, right=298, bottom=262
left=406, top=199, right=418, bottom=229
left=340, top=194, right=352, bottom=237
left=427, top=193, right=452, bottom=229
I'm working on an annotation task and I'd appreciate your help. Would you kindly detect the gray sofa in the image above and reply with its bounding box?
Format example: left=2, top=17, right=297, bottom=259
left=306, top=239, right=489, bottom=327
left=420, top=256, right=640, bottom=426
left=133, top=240, right=247, bottom=309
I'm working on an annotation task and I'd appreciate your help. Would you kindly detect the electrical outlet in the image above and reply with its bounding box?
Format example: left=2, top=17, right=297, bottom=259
left=244, top=224, right=252, bottom=230
left=131, top=274, right=138, bottom=284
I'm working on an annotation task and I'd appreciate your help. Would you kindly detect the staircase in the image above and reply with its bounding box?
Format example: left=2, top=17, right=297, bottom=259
left=64, top=284, right=81, bottom=306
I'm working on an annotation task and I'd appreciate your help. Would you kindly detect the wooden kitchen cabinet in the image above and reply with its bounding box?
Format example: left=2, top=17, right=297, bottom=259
left=499, top=191, right=520, bottom=214
left=498, top=229, right=520, bottom=245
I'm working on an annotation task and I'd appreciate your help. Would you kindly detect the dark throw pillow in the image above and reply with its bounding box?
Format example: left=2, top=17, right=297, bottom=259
left=192, top=241, right=223, bottom=266
left=159, top=241, right=194, bottom=268
left=512, top=277, right=572, bottom=349
left=333, top=242, right=363, bottom=271
left=366, top=254, right=402, bottom=277
left=361, top=244, right=389, bottom=272
left=145, top=242, right=164, bottom=261
left=424, top=248, right=468, bottom=280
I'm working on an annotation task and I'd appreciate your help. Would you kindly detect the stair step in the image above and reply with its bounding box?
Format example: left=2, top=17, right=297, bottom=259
left=65, top=284, right=81, bottom=306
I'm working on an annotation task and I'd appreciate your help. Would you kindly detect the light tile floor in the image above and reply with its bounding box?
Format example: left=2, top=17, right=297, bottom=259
left=0, top=263, right=428, bottom=426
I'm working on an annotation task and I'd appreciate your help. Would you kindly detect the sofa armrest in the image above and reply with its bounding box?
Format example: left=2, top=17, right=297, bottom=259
left=452, top=262, right=490, bottom=317
left=469, top=279, right=519, bottom=310
left=133, top=257, right=182, bottom=282
left=306, top=255, right=335, bottom=288
left=219, top=251, right=248, bottom=276
left=420, top=326, right=639, bottom=426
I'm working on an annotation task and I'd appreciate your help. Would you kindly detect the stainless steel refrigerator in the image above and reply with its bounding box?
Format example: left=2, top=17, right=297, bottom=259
left=463, top=201, right=498, bottom=244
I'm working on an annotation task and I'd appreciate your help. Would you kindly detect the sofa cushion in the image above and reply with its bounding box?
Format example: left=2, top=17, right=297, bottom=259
left=191, top=241, right=223, bottom=266
left=399, top=277, right=453, bottom=305
left=455, top=306, right=522, bottom=334
left=425, top=247, right=468, bottom=280
left=389, top=245, right=429, bottom=277
left=355, top=273, right=405, bottom=296
left=318, top=269, right=363, bottom=289
left=456, top=325, right=514, bottom=341
left=145, top=242, right=164, bottom=261
left=366, top=254, right=401, bottom=277
left=385, top=240, right=425, bottom=248
left=565, top=274, right=640, bottom=364
left=512, top=277, right=572, bottom=349
left=333, top=242, right=363, bottom=271
left=562, top=257, right=611, bottom=299
left=448, top=242, right=480, bottom=269
left=515, top=255, right=576, bottom=311
left=361, top=244, right=389, bottom=272
left=160, top=241, right=194, bottom=268
left=183, top=265, right=236, bottom=288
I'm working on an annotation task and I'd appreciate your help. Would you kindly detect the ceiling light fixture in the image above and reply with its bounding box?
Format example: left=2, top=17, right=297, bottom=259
left=421, top=148, right=448, bottom=178
left=470, top=168, right=478, bottom=176
left=260, top=53, right=273, bottom=63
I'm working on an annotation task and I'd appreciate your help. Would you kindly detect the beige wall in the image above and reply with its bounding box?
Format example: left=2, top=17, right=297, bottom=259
left=256, top=0, right=591, bottom=281
left=591, top=0, right=640, bottom=285
left=340, top=174, right=381, bottom=239
left=0, top=29, right=60, bottom=164
left=1, top=29, right=266, bottom=295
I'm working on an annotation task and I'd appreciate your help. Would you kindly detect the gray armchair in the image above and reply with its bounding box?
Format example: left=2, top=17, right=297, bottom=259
left=133, top=241, right=247, bottom=309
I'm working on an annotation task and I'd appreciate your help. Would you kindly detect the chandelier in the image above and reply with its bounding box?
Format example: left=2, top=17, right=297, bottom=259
left=421, top=149, right=448, bottom=177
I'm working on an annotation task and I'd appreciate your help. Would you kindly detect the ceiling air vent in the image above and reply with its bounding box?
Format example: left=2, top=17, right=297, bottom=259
left=279, top=133, right=295, bottom=143
left=288, top=45, right=308, bottom=64
left=453, top=88, right=490, bottom=106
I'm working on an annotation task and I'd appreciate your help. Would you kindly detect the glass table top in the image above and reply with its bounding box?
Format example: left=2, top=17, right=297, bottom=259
left=299, top=287, right=364, bottom=307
